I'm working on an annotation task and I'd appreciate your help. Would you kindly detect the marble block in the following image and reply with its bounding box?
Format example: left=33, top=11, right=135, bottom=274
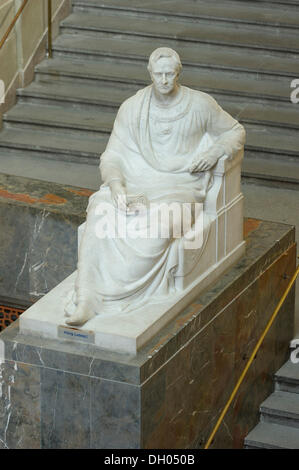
left=0, top=173, right=91, bottom=307
left=18, top=238, right=244, bottom=355
left=0, top=218, right=296, bottom=449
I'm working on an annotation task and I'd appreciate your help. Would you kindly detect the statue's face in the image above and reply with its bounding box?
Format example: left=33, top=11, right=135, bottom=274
left=150, top=57, right=179, bottom=95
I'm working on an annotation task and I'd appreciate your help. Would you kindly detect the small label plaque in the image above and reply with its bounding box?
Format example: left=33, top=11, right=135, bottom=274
left=58, top=325, right=95, bottom=344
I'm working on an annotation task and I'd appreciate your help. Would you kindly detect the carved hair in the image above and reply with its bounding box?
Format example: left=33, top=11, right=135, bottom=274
left=147, top=47, right=182, bottom=73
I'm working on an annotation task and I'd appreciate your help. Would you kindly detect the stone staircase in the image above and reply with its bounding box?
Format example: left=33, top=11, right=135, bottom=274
left=245, top=360, right=299, bottom=449
left=1, top=0, right=299, bottom=189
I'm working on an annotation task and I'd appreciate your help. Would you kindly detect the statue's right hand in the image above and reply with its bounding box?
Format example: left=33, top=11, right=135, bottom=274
left=109, top=180, right=127, bottom=211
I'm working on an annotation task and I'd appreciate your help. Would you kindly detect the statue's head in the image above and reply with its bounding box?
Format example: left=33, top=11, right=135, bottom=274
left=148, top=47, right=182, bottom=95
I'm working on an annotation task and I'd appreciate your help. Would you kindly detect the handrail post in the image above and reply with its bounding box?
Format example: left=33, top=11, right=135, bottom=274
left=48, top=0, right=52, bottom=58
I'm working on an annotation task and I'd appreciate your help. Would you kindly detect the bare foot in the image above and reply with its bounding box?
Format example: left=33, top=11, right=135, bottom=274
left=65, top=300, right=95, bottom=326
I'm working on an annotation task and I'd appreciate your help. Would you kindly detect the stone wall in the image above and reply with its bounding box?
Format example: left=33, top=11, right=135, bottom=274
left=0, top=0, right=71, bottom=123
left=0, top=218, right=295, bottom=448
left=0, top=173, right=92, bottom=307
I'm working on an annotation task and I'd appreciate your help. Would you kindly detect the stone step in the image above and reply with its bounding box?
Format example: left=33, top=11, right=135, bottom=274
left=2, top=106, right=299, bottom=186
left=245, top=124, right=299, bottom=158
left=72, top=0, right=299, bottom=30
left=0, top=128, right=104, bottom=164
left=35, top=58, right=291, bottom=104
left=260, top=391, right=299, bottom=428
left=0, top=145, right=297, bottom=193
left=3, top=103, right=114, bottom=137
left=266, top=0, right=299, bottom=3
left=258, top=0, right=299, bottom=4
left=15, top=80, right=299, bottom=133
left=244, top=421, right=299, bottom=449
left=242, top=154, right=299, bottom=187
left=60, top=11, right=299, bottom=55
left=17, top=79, right=138, bottom=112
left=275, top=360, right=299, bottom=394
left=52, top=33, right=299, bottom=79
left=228, top=101, right=299, bottom=132
left=0, top=151, right=101, bottom=190
left=3, top=101, right=299, bottom=159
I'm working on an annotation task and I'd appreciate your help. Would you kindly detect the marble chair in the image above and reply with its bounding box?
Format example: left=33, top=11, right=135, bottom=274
left=78, top=148, right=245, bottom=297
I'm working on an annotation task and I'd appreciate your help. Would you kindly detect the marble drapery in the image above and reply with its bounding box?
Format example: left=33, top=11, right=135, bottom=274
left=66, top=85, right=245, bottom=315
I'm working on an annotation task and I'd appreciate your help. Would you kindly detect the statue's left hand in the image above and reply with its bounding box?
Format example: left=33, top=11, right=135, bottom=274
left=189, top=148, right=222, bottom=173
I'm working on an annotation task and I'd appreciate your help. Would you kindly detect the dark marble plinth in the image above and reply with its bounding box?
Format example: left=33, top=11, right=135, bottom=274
left=0, top=219, right=296, bottom=449
left=0, top=173, right=93, bottom=306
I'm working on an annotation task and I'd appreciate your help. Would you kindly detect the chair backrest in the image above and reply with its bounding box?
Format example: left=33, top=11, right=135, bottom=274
left=204, top=149, right=244, bottom=217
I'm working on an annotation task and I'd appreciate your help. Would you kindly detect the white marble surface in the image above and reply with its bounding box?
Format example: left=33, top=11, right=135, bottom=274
left=19, top=239, right=245, bottom=355
left=65, top=47, right=245, bottom=326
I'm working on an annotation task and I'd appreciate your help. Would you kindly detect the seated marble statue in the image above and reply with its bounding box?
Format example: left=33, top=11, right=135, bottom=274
left=65, top=47, right=245, bottom=326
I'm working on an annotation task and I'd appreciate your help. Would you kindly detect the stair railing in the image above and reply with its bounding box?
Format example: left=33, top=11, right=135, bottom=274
left=0, top=0, right=29, bottom=52
left=0, top=0, right=53, bottom=58
left=47, top=0, right=52, bottom=58
left=204, top=257, right=299, bottom=449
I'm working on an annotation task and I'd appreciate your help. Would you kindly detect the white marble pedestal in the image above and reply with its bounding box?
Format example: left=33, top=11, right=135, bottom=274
left=19, top=240, right=244, bottom=355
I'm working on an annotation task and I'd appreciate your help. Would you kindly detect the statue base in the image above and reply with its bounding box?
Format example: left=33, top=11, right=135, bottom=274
left=18, top=241, right=245, bottom=355
left=0, top=219, right=295, bottom=449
